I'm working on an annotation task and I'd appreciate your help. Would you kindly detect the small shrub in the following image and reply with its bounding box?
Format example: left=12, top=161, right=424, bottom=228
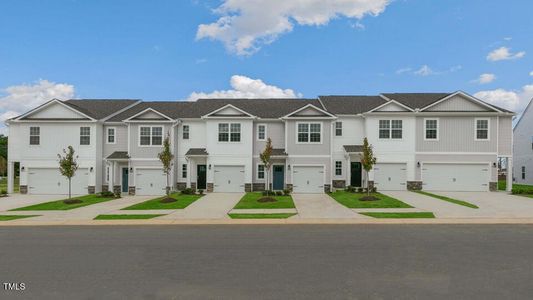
left=345, top=186, right=356, bottom=193
left=283, top=189, right=291, bottom=196
left=371, top=187, right=377, bottom=193
left=114, top=191, right=121, bottom=198
left=356, top=187, right=363, bottom=193
left=0, top=189, right=7, bottom=195
left=275, top=191, right=283, bottom=196
left=98, top=191, right=115, bottom=198
left=512, top=186, right=533, bottom=195
left=181, top=188, right=194, bottom=195
left=262, top=190, right=276, bottom=196
left=198, top=189, right=204, bottom=195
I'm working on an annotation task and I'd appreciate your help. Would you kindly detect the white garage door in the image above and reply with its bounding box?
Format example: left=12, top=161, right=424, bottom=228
left=422, top=163, right=489, bottom=192
left=292, top=166, right=324, bottom=193
left=28, top=168, right=89, bottom=195
left=214, top=165, right=245, bottom=193
left=374, top=163, right=407, bottom=191
left=136, top=168, right=166, bottom=195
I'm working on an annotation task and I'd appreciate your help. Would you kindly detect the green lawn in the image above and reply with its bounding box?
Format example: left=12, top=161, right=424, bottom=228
left=0, top=215, right=39, bottom=221
left=228, top=213, right=296, bottom=219
left=233, top=192, right=295, bottom=209
left=122, top=193, right=202, bottom=210
left=11, top=194, right=117, bottom=211
left=416, top=191, right=478, bottom=209
left=499, top=180, right=533, bottom=192
left=0, top=176, right=19, bottom=193
left=360, top=212, right=435, bottom=219
left=94, top=214, right=165, bottom=220
left=329, top=191, right=412, bottom=208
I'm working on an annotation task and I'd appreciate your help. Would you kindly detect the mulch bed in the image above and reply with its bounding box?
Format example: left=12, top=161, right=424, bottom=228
left=63, top=199, right=83, bottom=204
left=159, top=197, right=177, bottom=203
left=257, top=197, right=277, bottom=203
left=359, top=195, right=379, bottom=201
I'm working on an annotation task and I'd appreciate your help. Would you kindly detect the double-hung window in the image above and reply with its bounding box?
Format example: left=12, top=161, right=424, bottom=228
left=80, top=127, right=91, bottom=145
left=29, top=126, right=40, bottom=145
left=335, top=161, right=342, bottom=176
left=218, top=123, right=241, bottom=142
left=475, top=119, right=489, bottom=140
left=425, top=119, right=438, bottom=140
left=257, top=165, right=265, bottom=179
left=182, top=164, right=187, bottom=178
left=183, top=125, right=189, bottom=140
left=140, top=126, right=163, bottom=146
left=379, top=120, right=403, bottom=139
left=297, top=123, right=321, bottom=143
left=257, top=124, right=266, bottom=141
left=335, top=122, right=342, bottom=136
left=107, top=127, right=116, bottom=144
left=522, top=166, right=526, bottom=180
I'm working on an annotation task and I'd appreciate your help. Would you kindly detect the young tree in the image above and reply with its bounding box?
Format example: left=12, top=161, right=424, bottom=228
left=361, top=137, right=377, bottom=196
left=58, top=146, right=79, bottom=201
left=259, top=137, right=273, bottom=192
left=158, top=134, right=174, bottom=197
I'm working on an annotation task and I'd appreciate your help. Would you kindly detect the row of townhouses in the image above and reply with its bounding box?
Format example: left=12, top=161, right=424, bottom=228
left=5, top=91, right=515, bottom=195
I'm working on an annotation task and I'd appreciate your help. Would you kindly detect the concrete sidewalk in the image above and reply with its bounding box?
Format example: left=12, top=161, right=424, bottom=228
left=292, top=193, right=366, bottom=219
left=160, top=192, right=243, bottom=219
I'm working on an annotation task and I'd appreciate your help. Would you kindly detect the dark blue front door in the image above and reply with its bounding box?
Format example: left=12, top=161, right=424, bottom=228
left=273, top=165, right=284, bottom=190
left=122, top=168, right=129, bottom=193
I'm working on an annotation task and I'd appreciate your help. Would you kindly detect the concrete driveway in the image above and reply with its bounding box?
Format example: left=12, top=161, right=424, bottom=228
left=384, top=191, right=533, bottom=218
left=292, top=193, right=365, bottom=218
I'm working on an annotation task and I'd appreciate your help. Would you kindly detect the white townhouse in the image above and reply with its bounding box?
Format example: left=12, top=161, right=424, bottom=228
left=513, top=98, right=533, bottom=185
left=6, top=91, right=514, bottom=195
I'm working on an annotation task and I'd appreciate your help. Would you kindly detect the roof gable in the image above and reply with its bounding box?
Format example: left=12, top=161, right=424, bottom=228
left=17, top=99, right=94, bottom=121
left=202, top=104, right=256, bottom=118
left=370, top=100, right=413, bottom=112
left=421, top=92, right=501, bottom=112
left=124, top=108, right=174, bottom=122
left=282, top=104, right=336, bottom=119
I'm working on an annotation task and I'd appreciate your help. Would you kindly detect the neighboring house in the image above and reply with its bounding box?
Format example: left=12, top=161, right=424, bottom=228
left=513, top=98, right=533, bottom=185
left=5, top=91, right=514, bottom=195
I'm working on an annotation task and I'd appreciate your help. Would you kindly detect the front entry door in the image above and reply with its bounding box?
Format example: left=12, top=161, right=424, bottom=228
left=273, top=165, right=284, bottom=190
left=122, top=168, right=129, bottom=193
left=197, top=165, right=207, bottom=190
left=350, top=162, right=362, bottom=187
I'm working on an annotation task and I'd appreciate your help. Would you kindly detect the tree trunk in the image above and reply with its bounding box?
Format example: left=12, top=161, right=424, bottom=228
left=366, top=170, right=370, bottom=196
left=68, top=177, right=72, bottom=200
left=166, top=174, right=170, bottom=196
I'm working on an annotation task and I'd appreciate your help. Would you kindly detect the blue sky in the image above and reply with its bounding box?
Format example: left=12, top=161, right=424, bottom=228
left=0, top=0, right=532, bottom=128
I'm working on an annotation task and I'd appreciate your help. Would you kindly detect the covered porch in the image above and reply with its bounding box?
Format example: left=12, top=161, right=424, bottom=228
left=105, top=151, right=130, bottom=195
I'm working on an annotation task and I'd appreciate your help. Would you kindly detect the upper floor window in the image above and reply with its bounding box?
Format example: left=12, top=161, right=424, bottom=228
left=80, top=127, right=91, bottom=145
left=29, top=126, right=40, bottom=145
left=183, top=125, right=189, bottom=140
left=522, top=166, right=526, bottom=180
left=424, top=119, right=438, bottom=140
left=257, top=124, right=266, bottom=141
left=379, top=120, right=402, bottom=139
left=297, top=123, right=321, bottom=143
left=218, top=123, right=241, bottom=142
left=107, top=127, right=116, bottom=144
left=475, top=118, right=489, bottom=140
left=139, top=126, right=163, bottom=146
left=335, top=122, right=342, bottom=136
left=257, top=165, right=265, bottom=179
left=335, top=161, right=342, bottom=176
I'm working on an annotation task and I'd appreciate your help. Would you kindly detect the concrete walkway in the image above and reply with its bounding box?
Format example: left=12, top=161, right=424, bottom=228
left=292, top=193, right=366, bottom=218
left=0, top=194, right=78, bottom=211
left=160, top=193, right=244, bottom=219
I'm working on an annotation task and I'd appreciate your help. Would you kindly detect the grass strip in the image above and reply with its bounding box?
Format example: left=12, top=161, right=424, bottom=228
left=416, top=191, right=478, bottom=209
left=94, top=214, right=165, bottom=220
left=360, top=212, right=435, bottom=219
left=0, top=215, right=40, bottom=221
left=228, top=213, right=296, bottom=219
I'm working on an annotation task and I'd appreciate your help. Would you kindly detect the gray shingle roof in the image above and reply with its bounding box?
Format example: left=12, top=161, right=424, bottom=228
left=185, top=148, right=208, bottom=156
left=343, top=145, right=363, bottom=153
left=64, top=99, right=140, bottom=119
left=381, top=93, right=451, bottom=110
left=272, top=148, right=288, bottom=156
left=106, top=151, right=129, bottom=159
left=318, top=96, right=386, bottom=114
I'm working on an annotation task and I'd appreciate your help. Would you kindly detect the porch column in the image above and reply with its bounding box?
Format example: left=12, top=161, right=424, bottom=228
left=186, top=159, right=191, bottom=188
left=7, top=161, right=14, bottom=194
left=109, top=161, right=115, bottom=188
left=506, top=157, right=513, bottom=193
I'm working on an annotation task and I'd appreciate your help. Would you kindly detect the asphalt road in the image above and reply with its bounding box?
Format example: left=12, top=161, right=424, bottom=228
left=2, top=225, right=533, bottom=300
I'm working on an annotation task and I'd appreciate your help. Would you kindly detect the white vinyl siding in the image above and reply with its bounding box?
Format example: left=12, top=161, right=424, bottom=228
left=80, top=127, right=90, bottom=145
left=29, top=126, right=40, bottom=145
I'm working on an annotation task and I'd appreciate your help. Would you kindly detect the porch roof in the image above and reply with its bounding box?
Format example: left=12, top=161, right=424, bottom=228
left=106, top=151, right=129, bottom=160
left=185, top=148, right=209, bottom=156
left=343, top=145, right=363, bottom=153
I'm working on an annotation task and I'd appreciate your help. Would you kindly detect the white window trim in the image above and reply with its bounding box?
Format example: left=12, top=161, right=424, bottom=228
left=138, top=125, right=164, bottom=147
left=378, top=119, right=403, bottom=140
left=106, top=127, right=116, bottom=144
left=423, top=118, right=439, bottom=141
left=256, top=164, right=266, bottom=180
left=257, top=124, right=267, bottom=141
left=80, top=126, right=91, bottom=146
left=335, top=161, right=343, bottom=176
left=296, top=122, right=323, bottom=144
left=474, top=118, right=490, bottom=141
left=335, top=121, right=342, bottom=137
left=217, top=122, right=242, bottom=143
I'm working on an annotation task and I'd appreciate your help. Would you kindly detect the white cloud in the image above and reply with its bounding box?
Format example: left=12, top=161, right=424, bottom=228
left=474, top=84, right=533, bottom=112
left=196, top=0, right=391, bottom=55
left=187, top=75, right=302, bottom=101
left=410, top=65, right=461, bottom=76
left=395, top=67, right=412, bottom=75
left=487, top=47, right=526, bottom=61
left=0, top=79, right=75, bottom=134
left=529, top=70, right=533, bottom=76
left=473, top=73, right=496, bottom=84
left=414, top=65, right=434, bottom=76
